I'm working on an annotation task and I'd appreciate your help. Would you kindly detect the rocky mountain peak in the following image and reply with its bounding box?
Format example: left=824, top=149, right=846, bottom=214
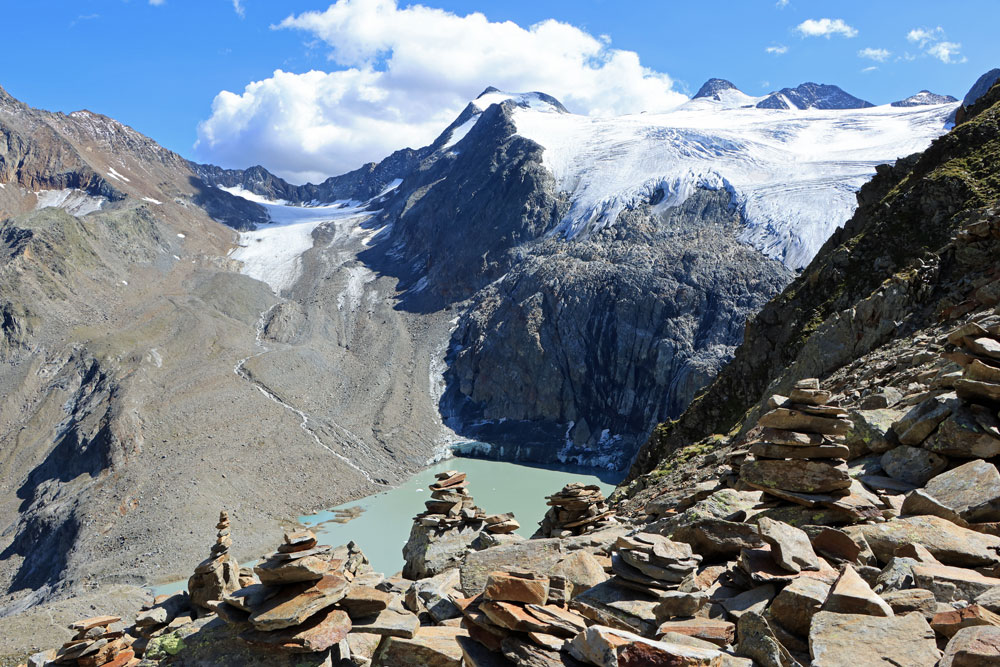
left=890, top=90, right=959, bottom=107
left=757, top=81, right=874, bottom=110
left=963, top=68, right=1000, bottom=107
left=693, top=78, right=740, bottom=100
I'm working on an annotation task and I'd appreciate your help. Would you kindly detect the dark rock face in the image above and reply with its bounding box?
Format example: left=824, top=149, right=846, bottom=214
left=891, top=91, right=959, bottom=107
left=693, top=79, right=740, bottom=100
left=442, top=189, right=790, bottom=465
left=756, top=82, right=874, bottom=110
left=963, top=68, right=1000, bottom=107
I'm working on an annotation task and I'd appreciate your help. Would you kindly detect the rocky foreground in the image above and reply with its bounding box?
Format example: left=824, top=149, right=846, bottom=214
left=16, top=320, right=1000, bottom=664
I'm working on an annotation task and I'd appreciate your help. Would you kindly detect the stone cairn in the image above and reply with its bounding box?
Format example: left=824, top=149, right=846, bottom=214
left=187, top=510, right=240, bottom=612
left=535, top=482, right=616, bottom=538
left=610, top=533, right=702, bottom=597
left=43, top=615, right=135, bottom=666
left=414, top=470, right=520, bottom=534
left=739, top=378, right=854, bottom=502
left=214, top=529, right=392, bottom=655
left=946, top=320, right=1000, bottom=406
left=130, top=592, right=192, bottom=655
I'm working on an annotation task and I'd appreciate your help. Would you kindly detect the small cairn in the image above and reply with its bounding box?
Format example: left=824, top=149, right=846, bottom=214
left=455, top=570, right=590, bottom=661
left=187, top=510, right=240, bottom=612
left=946, top=320, right=1000, bottom=407
left=610, top=533, right=702, bottom=596
left=39, top=615, right=136, bottom=666
left=534, top=482, right=615, bottom=538
left=739, top=379, right=853, bottom=503
left=214, top=530, right=390, bottom=655
left=414, top=470, right=487, bottom=528
left=130, top=592, right=192, bottom=655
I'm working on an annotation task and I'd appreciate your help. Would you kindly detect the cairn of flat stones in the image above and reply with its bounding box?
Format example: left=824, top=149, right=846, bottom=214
left=42, top=615, right=135, bottom=666
left=739, top=379, right=853, bottom=502
left=535, top=483, right=615, bottom=537
left=946, top=320, right=1000, bottom=407
left=414, top=470, right=515, bottom=532
left=187, top=510, right=240, bottom=611
left=610, top=533, right=702, bottom=596
left=214, top=530, right=392, bottom=655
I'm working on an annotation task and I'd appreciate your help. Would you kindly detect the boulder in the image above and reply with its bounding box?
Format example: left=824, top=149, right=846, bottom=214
left=653, top=591, right=710, bottom=621
left=912, top=563, right=1000, bottom=602
left=655, top=618, right=735, bottom=647
left=461, top=539, right=565, bottom=597
left=893, top=393, right=957, bottom=446
left=351, top=608, right=420, bottom=639
left=822, top=565, right=893, bottom=617
left=808, top=611, right=940, bottom=667
left=879, top=446, right=947, bottom=486
left=923, top=405, right=1000, bottom=458
left=931, top=605, right=1000, bottom=638
left=551, top=551, right=609, bottom=599
left=340, top=585, right=393, bottom=619
left=879, top=588, right=937, bottom=618
left=402, top=521, right=483, bottom=580
left=719, top=585, right=776, bottom=621
left=850, top=516, right=1000, bottom=568
left=845, top=409, right=902, bottom=456
left=939, top=625, right=1000, bottom=666
left=750, top=442, right=850, bottom=460
left=405, top=569, right=461, bottom=623
left=977, top=586, right=1000, bottom=613
left=758, top=409, right=851, bottom=435
left=569, top=580, right=659, bottom=637
left=484, top=572, right=550, bottom=606
left=671, top=519, right=765, bottom=559
left=372, top=626, right=468, bottom=667
left=249, top=573, right=349, bottom=631
left=741, top=460, right=851, bottom=494
left=955, top=379, right=1000, bottom=404
left=735, top=612, right=800, bottom=667
left=239, top=607, right=352, bottom=653
left=757, top=518, right=821, bottom=573
left=769, top=577, right=831, bottom=637
left=899, top=489, right=968, bottom=527
left=568, top=625, right=724, bottom=667
left=921, top=460, right=1000, bottom=521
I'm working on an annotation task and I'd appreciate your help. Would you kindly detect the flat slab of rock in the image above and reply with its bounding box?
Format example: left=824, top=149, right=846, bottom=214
left=880, top=588, right=937, bottom=618
left=808, top=611, right=939, bottom=667
left=339, top=585, right=392, bottom=619
left=249, top=573, right=348, bottom=631
left=913, top=563, right=1000, bottom=603
left=671, top=519, right=765, bottom=559
left=655, top=618, right=735, bottom=647
left=254, top=554, right=339, bottom=585
left=569, top=580, right=659, bottom=637
left=758, top=408, right=851, bottom=435
left=351, top=608, right=420, bottom=638
left=757, top=517, right=821, bottom=573
left=851, top=516, right=1000, bottom=568
left=239, top=607, right=351, bottom=653
left=924, top=406, right=1000, bottom=458
left=769, top=576, right=831, bottom=637
left=372, top=626, right=468, bottom=667
left=742, top=459, right=851, bottom=493
left=569, top=625, right=725, bottom=667
left=484, top=571, right=550, bottom=606
left=931, top=604, right=1000, bottom=638
left=939, top=625, right=1000, bottom=666
left=822, top=565, right=893, bottom=617
left=923, top=460, right=1000, bottom=518
left=880, top=446, right=948, bottom=486
left=751, top=442, right=850, bottom=459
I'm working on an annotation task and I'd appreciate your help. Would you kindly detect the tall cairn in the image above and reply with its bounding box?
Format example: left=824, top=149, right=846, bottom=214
left=188, top=510, right=241, bottom=611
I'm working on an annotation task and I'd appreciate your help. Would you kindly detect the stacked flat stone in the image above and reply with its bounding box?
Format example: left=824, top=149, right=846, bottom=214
left=130, top=592, right=192, bottom=651
left=414, top=471, right=495, bottom=530
left=455, top=570, right=590, bottom=661
left=214, top=530, right=395, bottom=654
left=187, top=510, right=240, bottom=611
left=610, top=533, right=702, bottom=595
left=947, top=320, right=1000, bottom=412
left=44, top=615, right=136, bottom=666
left=535, top=483, right=615, bottom=538
left=740, top=378, right=853, bottom=503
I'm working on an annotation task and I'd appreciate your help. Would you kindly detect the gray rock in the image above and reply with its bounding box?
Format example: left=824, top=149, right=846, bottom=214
left=879, top=445, right=947, bottom=486
left=938, top=625, right=1000, bottom=667
left=851, top=516, right=1000, bottom=568
left=757, top=518, right=822, bottom=573
left=924, top=405, right=1000, bottom=458
left=671, top=518, right=766, bottom=560
left=923, top=460, right=1000, bottom=519
left=822, top=565, right=894, bottom=617
left=720, top=585, right=777, bottom=621
left=846, top=409, right=903, bottom=457
left=808, top=611, right=940, bottom=667
left=736, top=611, right=801, bottom=667
left=893, top=393, right=957, bottom=445
left=769, top=577, right=831, bottom=637
left=405, top=568, right=461, bottom=622
left=879, top=588, right=937, bottom=618
left=402, top=521, right=482, bottom=580
left=741, top=459, right=851, bottom=494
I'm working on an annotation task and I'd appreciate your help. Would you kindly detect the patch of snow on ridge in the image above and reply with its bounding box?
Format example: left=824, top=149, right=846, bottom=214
left=35, top=189, right=104, bottom=217
left=222, top=185, right=371, bottom=293
left=511, top=100, right=957, bottom=269
left=107, top=167, right=130, bottom=183
left=442, top=117, right=478, bottom=150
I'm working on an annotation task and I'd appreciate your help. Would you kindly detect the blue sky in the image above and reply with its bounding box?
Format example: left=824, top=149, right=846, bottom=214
left=2, top=1, right=994, bottom=182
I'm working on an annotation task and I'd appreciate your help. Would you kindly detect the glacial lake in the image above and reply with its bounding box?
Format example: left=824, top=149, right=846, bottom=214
left=151, top=456, right=620, bottom=595
left=300, top=456, right=621, bottom=576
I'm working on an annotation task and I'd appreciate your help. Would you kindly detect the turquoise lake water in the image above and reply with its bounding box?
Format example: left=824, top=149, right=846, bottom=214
left=151, top=456, right=620, bottom=595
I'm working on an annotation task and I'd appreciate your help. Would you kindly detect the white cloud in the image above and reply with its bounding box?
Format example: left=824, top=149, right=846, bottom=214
left=907, top=27, right=943, bottom=47
left=795, top=18, right=858, bottom=39
left=195, top=0, right=688, bottom=182
left=232, top=0, right=244, bottom=18
left=858, top=47, right=890, bottom=62
left=927, top=41, right=966, bottom=64
left=906, top=26, right=966, bottom=64
left=765, top=44, right=788, bottom=55
left=776, top=0, right=790, bottom=7
left=861, top=66, right=877, bottom=73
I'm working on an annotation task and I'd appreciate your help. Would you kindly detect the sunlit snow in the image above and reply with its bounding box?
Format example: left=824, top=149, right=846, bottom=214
left=510, top=98, right=958, bottom=269
left=222, top=185, right=371, bottom=294
left=34, top=189, right=104, bottom=216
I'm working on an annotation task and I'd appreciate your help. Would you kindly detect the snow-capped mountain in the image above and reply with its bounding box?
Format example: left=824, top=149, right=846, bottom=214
left=891, top=90, right=959, bottom=107
left=756, top=82, right=874, bottom=110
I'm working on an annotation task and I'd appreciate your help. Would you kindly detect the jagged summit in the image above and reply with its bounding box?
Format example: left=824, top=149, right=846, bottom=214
left=693, top=78, right=740, bottom=100
left=471, top=87, right=568, bottom=113
left=964, top=68, right=1000, bottom=107
left=757, top=82, right=874, bottom=110
left=891, top=90, right=959, bottom=107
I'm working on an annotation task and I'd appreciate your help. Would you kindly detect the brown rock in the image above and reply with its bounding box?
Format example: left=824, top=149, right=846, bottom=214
left=254, top=553, right=340, bottom=585
left=931, top=605, right=1000, bottom=638
left=769, top=577, right=831, bottom=637
left=750, top=442, right=850, bottom=459
left=339, top=585, right=392, bottom=618
left=742, top=459, right=851, bottom=493
left=372, top=626, right=468, bottom=667
left=758, top=408, right=852, bottom=435
left=939, top=625, right=1000, bottom=666
left=655, top=618, right=735, bottom=647
left=851, top=516, right=1000, bottom=568
left=807, top=526, right=864, bottom=564
left=69, top=616, right=121, bottom=631
left=757, top=518, right=821, bottom=573
left=484, top=572, right=550, bottom=605
left=880, top=588, right=937, bottom=619
left=569, top=625, right=724, bottom=667
left=248, top=573, right=348, bottom=631
left=240, top=607, right=352, bottom=653
left=808, top=611, right=940, bottom=667
left=912, top=563, right=1000, bottom=602
left=822, top=565, right=893, bottom=617
left=351, top=608, right=420, bottom=638
left=761, top=428, right=830, bottom=446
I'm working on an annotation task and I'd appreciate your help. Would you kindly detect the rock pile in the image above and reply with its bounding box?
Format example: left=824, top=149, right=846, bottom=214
left=187, top=510, right=240, bottom=611
left=36, top=615, right=136, bottom=666
left=740, top=379, right=854, bottom=502
left=611, top=533, right=702, bottom=595
left=535, top=483, right=616, bottom=538
left=130, top=592, right=192, bottom=655
left=213, top=529, right=388, bottom=654
left=454, top=569, right=591, bottom=664
left=403, top=471, right=520, bottom=579
left=946, top=320, right=1000, bottom=423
